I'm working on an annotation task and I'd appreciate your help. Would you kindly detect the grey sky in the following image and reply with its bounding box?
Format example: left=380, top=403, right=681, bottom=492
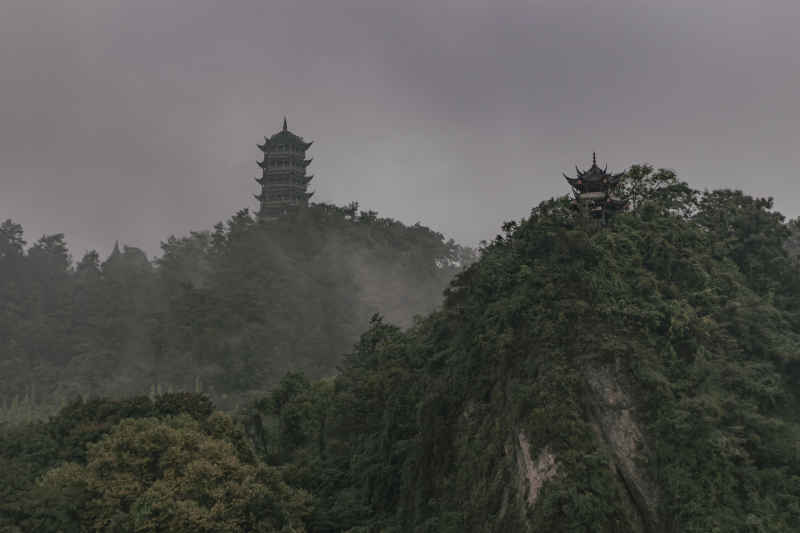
left=2, top=0, right=799, bottom=259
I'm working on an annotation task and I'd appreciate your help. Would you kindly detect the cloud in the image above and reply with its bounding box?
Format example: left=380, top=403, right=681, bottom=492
left=1, top=0, right=799, bottom=258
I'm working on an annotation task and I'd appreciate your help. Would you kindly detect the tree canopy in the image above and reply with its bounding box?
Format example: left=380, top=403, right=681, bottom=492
left=3, top=166, right=800, bottom=531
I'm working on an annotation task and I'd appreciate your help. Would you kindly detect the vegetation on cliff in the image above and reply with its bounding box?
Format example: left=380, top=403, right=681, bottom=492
left=246, top=166, right=800, bottom=531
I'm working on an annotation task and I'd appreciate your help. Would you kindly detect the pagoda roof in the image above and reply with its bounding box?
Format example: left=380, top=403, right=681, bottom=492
left=258, top=117, right=313, bottom=151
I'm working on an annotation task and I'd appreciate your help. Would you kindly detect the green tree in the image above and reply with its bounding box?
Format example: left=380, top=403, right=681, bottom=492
left=785, top=218, right=800, bottom=262
left=38, top=414, right=310, bottom=532
left=621, top=163, right=696, bottom=217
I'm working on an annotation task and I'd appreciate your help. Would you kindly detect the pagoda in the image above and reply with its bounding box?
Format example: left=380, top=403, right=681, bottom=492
left=563, top=153, right=627, bottom=221
left=255, top=118, right=314, bottom=219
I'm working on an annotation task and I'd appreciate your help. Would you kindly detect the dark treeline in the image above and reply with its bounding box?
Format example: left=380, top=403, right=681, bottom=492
left=3, top=167, right=800, bottom=532
left=0, top=202, right=475, bottom=421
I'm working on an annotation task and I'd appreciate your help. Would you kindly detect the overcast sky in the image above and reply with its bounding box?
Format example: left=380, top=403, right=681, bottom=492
left=2, top=0, right=799, bottom=259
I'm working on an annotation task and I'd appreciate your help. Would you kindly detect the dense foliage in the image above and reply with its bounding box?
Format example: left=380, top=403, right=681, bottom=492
left=244, top=167, right=800, bottom=531
left=0, top=393, right=309, bottom=532
left=3, top=165, right=800, bottom=531
left=0, top=203, right=472, bottom=421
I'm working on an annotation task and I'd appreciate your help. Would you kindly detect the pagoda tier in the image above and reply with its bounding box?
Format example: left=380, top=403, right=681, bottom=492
left=257, top=139, right=313, bottom=152
left=255, top=174, right=313, bottom=186
left=563, top=153, right=627, bottom=220
left=254, top=118, right=315, bottom=219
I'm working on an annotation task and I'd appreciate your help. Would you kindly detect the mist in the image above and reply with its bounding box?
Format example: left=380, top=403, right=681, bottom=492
left=2, top=0, right=799, bottom=259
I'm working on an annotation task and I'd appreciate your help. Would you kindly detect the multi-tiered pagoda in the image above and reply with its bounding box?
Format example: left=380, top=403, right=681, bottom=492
left=563, top=153, right=627, bottom=221
left=255, top=118, right=314, bottom=219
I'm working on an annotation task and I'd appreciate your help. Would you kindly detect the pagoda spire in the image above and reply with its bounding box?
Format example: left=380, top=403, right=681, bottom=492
left=283, top=116, right=288, bottom=131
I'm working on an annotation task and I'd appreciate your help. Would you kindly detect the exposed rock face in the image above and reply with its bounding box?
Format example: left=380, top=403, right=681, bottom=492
left=585, top=364, right=661, bottom=533
left=516, top=432, right=557, bottom=506
left=434, top=358, right=666, bottom=533
left=497, top=431, right=558, bottom=532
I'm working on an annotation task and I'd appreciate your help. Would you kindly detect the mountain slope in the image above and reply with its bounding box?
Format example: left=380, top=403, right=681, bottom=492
left=256, top=169, right=800, bottom=532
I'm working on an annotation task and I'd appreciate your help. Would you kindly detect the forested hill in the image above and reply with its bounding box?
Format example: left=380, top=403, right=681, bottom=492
left=0, top=203, right=474, bottom=421
left=245, top=166, right=800, bottom=532
left=3, top=166, right=800, bottom=532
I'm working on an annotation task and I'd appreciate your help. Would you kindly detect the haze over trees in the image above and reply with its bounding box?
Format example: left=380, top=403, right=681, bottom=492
left=0, top=203, right=474, bottom=421
left=3, top=165, right=800, bottom=532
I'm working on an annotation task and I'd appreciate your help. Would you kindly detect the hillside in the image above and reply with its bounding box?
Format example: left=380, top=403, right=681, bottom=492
left=3, top=165, right=800, bottom=532
left=0, top=203, right=474, bottom=422
left=248, top=166, right=800, bottom=531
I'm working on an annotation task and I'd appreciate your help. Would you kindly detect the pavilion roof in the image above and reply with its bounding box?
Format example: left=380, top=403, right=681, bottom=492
left=563, top=152, right=625, bottom=190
